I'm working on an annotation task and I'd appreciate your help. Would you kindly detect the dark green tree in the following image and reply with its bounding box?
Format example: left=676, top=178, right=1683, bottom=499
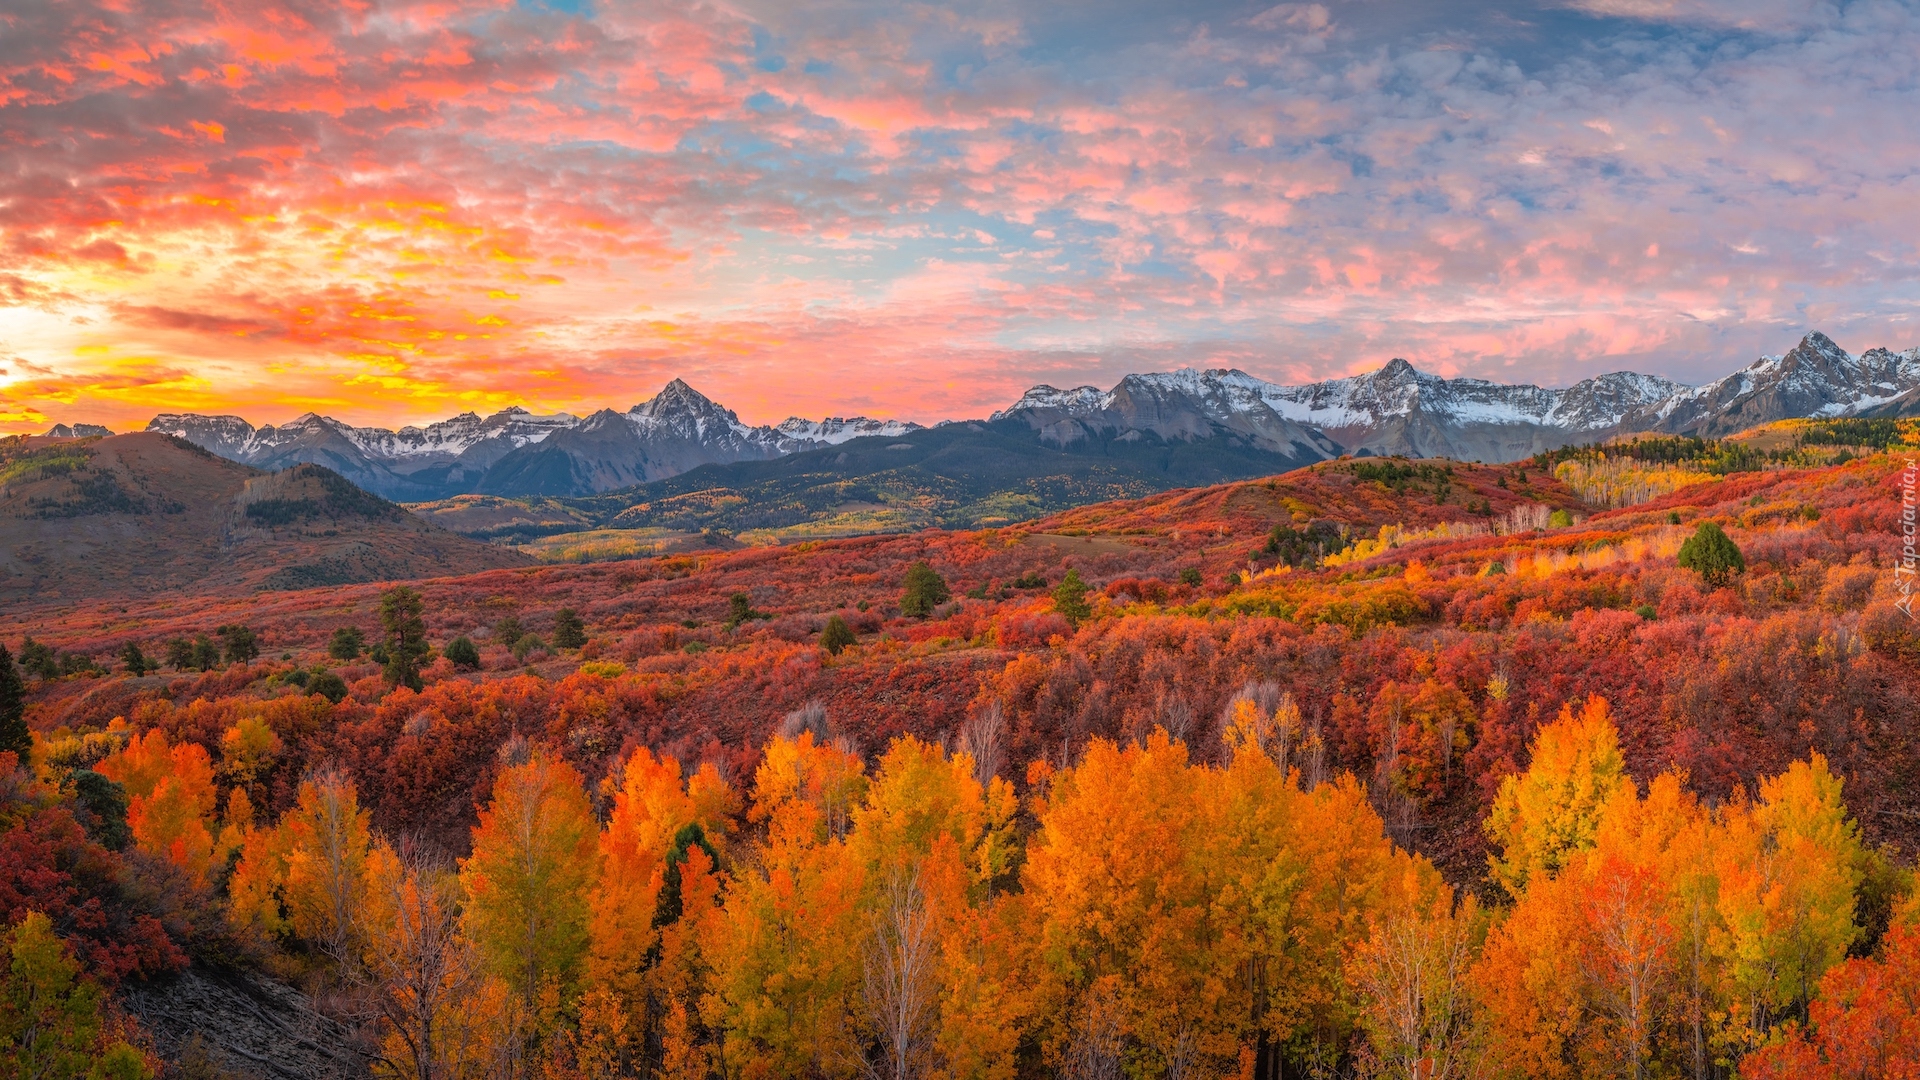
left=491, top=616, right=524, bottom=650
left=1677, top=521, right=1746, bottom=588
left=58, top=653, right=99, bottom=677
left=511, top=634, right=546, bottom=662
left=724, top=594, right=759, bottom=631
left=379, top=586, right=430, bottom=691
left=444, top=635, right=482, bottom=671
left=18, top=638, right=58, bottom=681
left=653, top=823, right=721, bottom=928
left=163, top=638, right=194, bottom=670
left=1052, top=568, right=1093, bottom=628
left=1179, top=567, right=1203, bottom=587
left=117, top=643, right=153, bottom=677
left=327, top=626, right=365, bottom=661
left=217, top=624, right=259, bottom=665
left=819, top=615, right=857, bottom=656
left=189, top=636, right=221, bottom=672
left=0, top=644, right=27, bottom=760
left=900, top=561, right=950, bottom=617
left=68, top=770, right=130, bottom=852
left=308, top=670, right=350, bottom=704
left=551, top=607, right=587, bottom=649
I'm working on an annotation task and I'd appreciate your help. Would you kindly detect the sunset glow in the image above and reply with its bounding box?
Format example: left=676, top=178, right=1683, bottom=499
left=3, top=0, right=1917, bottom=432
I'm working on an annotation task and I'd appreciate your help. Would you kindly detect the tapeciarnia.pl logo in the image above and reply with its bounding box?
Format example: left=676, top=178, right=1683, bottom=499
left=1899, top=457, right=1917, bottom=620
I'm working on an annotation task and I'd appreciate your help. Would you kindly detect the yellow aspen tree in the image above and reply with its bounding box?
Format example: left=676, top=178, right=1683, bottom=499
left=713, top=732, right=867, bottom=1079
left=283, top=768, right=374, bottom=966
left=1485, top=696, right=1627, bottom=897
left=361, top=840, right=492, bottom=1080
left=460, top=749, right=600, bottom=1053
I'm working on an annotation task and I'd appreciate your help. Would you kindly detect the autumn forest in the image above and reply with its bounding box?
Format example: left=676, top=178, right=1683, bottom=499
left=6, top=435, right=1920, bottom=1080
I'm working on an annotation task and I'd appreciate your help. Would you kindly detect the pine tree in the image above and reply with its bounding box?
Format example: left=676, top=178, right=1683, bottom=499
left=443, top=636, right=481, bottom=670
left=189, top=635, right=221, bottom=671
left=0, top=644, right=27, bottom=760
left=327, top=626, right=365, bottom=661
left=117, top=642, right=152, bottom=676
left=900, top=562, right=950, bottom=618
left=18, top=637, right=57, bottom=681
left=1052, top=568, right=1092, bottom=627
left=1677, top=521, right=1745, bottom=587
left=218, top=624, right=260, bottom=665
left=820, top=615, right=857, bottom=655
left=379, top=586, right=430, bottom=691
left=163, top=637, right=194, bottom=670
left=552, top=607, right=587, bottom=650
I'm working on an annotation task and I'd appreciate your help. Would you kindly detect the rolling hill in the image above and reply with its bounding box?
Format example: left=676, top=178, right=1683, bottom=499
left=0, top=432, right=530, bottom=605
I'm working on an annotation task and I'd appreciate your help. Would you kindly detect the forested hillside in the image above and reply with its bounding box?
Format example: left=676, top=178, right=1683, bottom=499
left=4, top=426, right=1919, bottom=1078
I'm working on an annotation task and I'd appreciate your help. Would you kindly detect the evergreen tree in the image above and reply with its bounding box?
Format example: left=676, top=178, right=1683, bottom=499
left=900, top=561, right=950, bottom=617
left=69, top=770, right=130, bottom=852
left=1678, top=521, right=1746, bottom=587
left=163, top=637, right=195, bottom=670
left=819, top=614, right=857, bottom=655
left=552, top=607, right=588, bottom=650
left=189, top=635, right=221, bottom=671
left=1052, top=567, right=1093, bottom=627
left=724, top=593, right=758, bottom=631
left=491, top=615, right=524, bottom=649
left=379, top=586, right=430, bottom=691
left=0, top=643, right=27, bottom=760
left=117, top=642, right=153, bottom=676
left=18, top=637, right=57, bottom=681
left=218, top=624, right=260, bottom=665
left=308, top=670, right=350, bottom=704
left=327, top=626, right=365, bottom=661
left=444, top=635, right=482, bottom=671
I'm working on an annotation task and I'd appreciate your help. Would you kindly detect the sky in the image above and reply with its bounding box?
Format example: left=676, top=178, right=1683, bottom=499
left=1, top=0, right=1917, bottom=433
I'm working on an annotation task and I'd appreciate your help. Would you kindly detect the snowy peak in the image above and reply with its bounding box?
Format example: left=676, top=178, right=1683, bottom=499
left=145, top=385, right=915, bottom=499
left=1635, top=331, right=1920, bottom=436
left=774, top=416, right=922, bottom=446
left=990, top=385, right=1112, bottom=420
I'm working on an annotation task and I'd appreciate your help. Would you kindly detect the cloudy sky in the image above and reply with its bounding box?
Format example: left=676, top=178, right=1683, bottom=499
left=2, top=0, right=1915, bottom=432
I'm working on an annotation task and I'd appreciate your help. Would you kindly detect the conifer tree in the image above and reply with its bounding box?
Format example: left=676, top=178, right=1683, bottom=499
left=1677, top=521, right=1745, bottom=587
left=552, top=607, right=587, bottom=650
left=443, top=636, right=481, bottom=671
left=327, top=626, right=365, bottom=661
left=819, top=615, right=857, bottom=655
left=1052, top=568, right=1092, bottom=627
left=900, top=562, right=950, bottom=618
left=379, top=586, right=430, bottom=691
left=0, top=643, right=27, bottom=760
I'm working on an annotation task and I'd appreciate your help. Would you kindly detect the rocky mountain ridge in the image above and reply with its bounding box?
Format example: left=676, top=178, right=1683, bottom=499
left=86, top=330, right=1920, bottom=505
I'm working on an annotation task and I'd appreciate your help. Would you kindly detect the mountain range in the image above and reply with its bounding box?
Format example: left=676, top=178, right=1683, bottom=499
left=143, top=380, right=918, bottom=501
left=36, top=331, right=1916, bottom=524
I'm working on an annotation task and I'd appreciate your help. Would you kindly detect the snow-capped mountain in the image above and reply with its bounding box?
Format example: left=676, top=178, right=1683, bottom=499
left=993, top=363, right=1682, bottom=462
left=136, top=331, right=1919, bottom=505
left=993, top=370, right=1340, bottom=466
left=995, top=332, right=1917, bottom=464
left=1628, top=331, right=1920, bottom=436
left=148, top=381, right=921, bottom=500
